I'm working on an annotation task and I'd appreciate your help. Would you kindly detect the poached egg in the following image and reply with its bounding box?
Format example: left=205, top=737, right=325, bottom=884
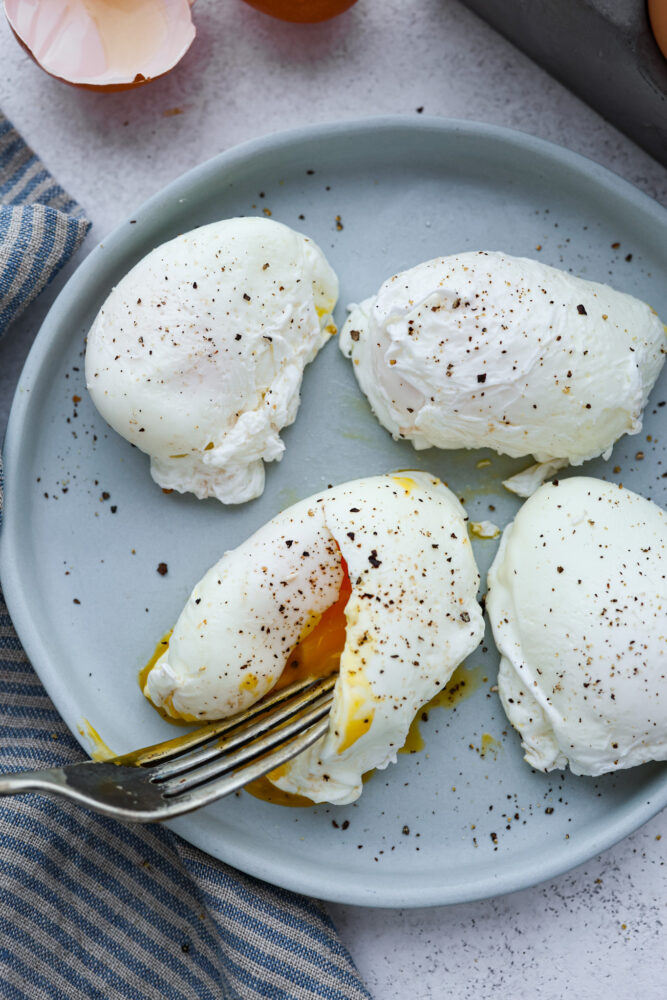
left=340, top=251, right=665, bottom=495
left=487, top=476, right=667, bottom=776
left=143, top=472, right=484, bottom=804
left=86, top=216, right=338, bottom=504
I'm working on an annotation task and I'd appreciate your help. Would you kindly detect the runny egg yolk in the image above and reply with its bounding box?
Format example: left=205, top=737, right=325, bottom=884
left=273, top=556, right=351, bottom=691
left=141, top=556, right=353, bottom=805
left=245, top=556, right=351, bottom=806
left=140, top=558, right=351, bottom=720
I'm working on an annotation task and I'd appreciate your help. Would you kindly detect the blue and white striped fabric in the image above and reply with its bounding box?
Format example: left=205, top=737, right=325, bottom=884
left=0, top=115, right=371, bottom=1000
left=0, top=113, right=90, bottom=336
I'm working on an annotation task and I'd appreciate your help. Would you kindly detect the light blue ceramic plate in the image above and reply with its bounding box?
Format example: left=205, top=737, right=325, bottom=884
left=1, top=118, right=666, bottom=907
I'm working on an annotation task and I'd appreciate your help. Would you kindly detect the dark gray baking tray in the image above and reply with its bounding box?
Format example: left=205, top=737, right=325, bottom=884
left=460, top=0, right=667, bottom=165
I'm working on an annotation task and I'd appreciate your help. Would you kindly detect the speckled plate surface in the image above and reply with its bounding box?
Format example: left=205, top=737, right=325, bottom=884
left=1, top=118, right=666, bottom=907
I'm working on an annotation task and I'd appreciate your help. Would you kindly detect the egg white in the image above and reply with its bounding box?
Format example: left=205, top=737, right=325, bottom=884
left=340, top=251, right=665, bottom=495
left=86, top=216, right=338, bottom=504
left=144, top=472, right=484, bottom=804
left=487, top=476, right=667, bottom=776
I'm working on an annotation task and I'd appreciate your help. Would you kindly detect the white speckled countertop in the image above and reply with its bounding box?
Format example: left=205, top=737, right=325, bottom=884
left=1, top=2, right=665, bottom=996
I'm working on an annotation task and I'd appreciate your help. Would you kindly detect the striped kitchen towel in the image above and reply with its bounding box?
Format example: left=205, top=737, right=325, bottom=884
left=0, top=589, right=371, bottom=1000
left=0, top=113, right=90, bottom=337
left=0, top=117, right=370, bottom=1000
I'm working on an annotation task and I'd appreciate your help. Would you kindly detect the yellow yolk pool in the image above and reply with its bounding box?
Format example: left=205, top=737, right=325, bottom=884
left=139, top=630, right=196, bottom=726
left=399, top=664, right=488, bottom=755
left=78, top=719, right=116, bottom=761
left=139, top=632, right=171, bottom=694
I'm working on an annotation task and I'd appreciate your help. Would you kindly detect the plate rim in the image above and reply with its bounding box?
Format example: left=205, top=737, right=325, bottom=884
left=1, top=114, right=667, bottom=908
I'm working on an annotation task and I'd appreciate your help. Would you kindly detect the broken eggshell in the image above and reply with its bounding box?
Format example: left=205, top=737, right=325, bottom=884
left=4, top=0, right=196, bottom=91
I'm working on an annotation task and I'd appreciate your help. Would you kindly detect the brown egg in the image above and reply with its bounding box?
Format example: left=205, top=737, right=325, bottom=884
left=240, top=0, right=358, bottom=23
left=4, top=0, right=196, bottom=91
left=649, top=0, right=667, bottom=60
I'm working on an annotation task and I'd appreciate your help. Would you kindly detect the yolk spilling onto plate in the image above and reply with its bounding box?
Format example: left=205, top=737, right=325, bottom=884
left=139, top=629, right=197, bottom=726
left=399, top=663, right=488, bottom=754
left=138, top=561, right=489, bottom=807
left=140, top=559, right=351, bottom=712
left=139, top=557, right=352, bottom=804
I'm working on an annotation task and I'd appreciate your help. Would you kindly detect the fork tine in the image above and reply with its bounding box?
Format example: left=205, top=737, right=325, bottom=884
left=114, top=674, right=337, bottom=768
left=164, top=714, right=331, bottom=817
left=159, top=693, right=334, bottom=797
left=152, top=687, right=335, bottom=781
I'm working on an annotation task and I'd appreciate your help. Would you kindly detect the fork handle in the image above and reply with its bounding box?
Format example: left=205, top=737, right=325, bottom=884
left=0, top=768, right=69, bottom=797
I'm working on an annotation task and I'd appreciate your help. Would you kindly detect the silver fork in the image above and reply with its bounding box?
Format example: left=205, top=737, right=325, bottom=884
left=0, top=675, right=335, bottom=821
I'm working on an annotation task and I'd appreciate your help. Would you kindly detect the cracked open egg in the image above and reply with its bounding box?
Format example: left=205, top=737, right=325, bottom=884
left=487, top=476, right=667, bottom=776
left=4, top=0, right=196, bottom=90
left=141, top=472, right=484, bottom=805
left=340, top=251, right=666, bottom=496
left=85, top=216, right=338, bottom=505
